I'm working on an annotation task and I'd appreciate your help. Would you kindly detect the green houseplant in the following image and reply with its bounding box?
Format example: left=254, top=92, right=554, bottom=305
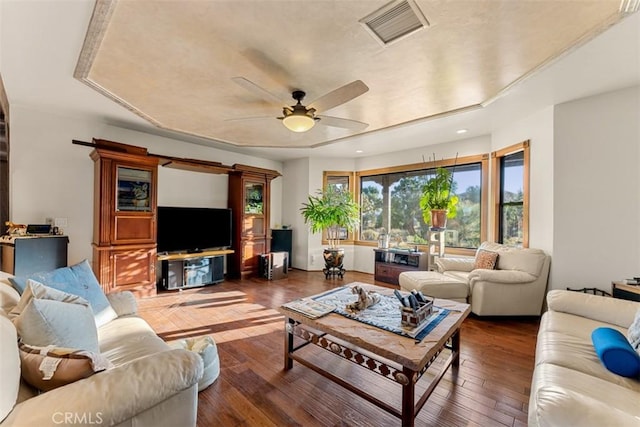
left=300, top=186, right=360, bottom=278
left=419, top=167, right=458, bottom=230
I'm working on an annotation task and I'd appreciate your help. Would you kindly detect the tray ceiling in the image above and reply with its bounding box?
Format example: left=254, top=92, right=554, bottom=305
left=75, top=0, right=626, bottom=149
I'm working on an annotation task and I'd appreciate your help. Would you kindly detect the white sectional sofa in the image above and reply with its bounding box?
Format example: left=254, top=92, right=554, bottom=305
left=529, top=290, right=640, bottom=427
left=0, top=272, right=203, bottom=427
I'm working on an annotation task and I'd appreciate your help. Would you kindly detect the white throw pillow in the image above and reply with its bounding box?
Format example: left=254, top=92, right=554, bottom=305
left=628, top=308, right=640, bottom=354
left=9, top=279, right=87, bottom=320
left=13, top=283, right=99, bottom=354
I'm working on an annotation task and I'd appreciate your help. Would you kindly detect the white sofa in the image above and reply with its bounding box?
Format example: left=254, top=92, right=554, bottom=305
left=434, top=242, right=551, bottom=316
left=0, top=273, right=203, bottom=427
left=529, top=290, right=640, bottom=427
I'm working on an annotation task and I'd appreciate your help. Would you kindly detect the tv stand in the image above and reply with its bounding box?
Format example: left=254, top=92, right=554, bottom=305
left=157, top=249, right=234, bottom=290
left=373, top=249, right=427, bottom=286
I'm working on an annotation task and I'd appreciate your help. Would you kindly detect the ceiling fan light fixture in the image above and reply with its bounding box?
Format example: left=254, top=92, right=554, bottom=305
left=282, top=111, right=316, bottom=132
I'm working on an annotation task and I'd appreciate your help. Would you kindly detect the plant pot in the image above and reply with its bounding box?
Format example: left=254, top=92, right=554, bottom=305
left=430, top=209, right=448, bottom=230
left=323, top=248, right=345, bottom=279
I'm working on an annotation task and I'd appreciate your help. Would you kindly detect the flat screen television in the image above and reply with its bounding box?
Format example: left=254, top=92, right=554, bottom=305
left=157, top=206, right=232, bottom=254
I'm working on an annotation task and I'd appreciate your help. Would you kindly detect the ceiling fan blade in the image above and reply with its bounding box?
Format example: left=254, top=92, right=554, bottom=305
left=309, top=80, right=369, bottom=113
left=317, top=115, right=369, bottom=131
left=231, top=77, right=283, bottom=106
left=224, top=115, right=274, bottom=123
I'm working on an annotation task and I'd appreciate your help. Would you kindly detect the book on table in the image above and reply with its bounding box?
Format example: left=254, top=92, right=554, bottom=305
left=282, top=299, right=335, bottom=319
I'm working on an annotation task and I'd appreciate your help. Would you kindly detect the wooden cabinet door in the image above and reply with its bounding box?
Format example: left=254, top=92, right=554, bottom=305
left=241, top=239, right=266, bottom=277
left=112, top=246, right=157, bottom=297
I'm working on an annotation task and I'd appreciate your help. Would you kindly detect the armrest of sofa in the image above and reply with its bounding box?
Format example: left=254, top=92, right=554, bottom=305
left=435, top=257, right=475, bottom=273
left=2, top=349, right=203, bottom=427
left=468, top=269, right=537, bottom=284
left=547, top=290, right=639, bottom=328
left=106, top=291, right=138, bottom=317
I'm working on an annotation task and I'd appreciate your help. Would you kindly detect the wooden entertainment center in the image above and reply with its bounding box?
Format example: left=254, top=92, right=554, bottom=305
left=85, top=138, right=280, bottom=296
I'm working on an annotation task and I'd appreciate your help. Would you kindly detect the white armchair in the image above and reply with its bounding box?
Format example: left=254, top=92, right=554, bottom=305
left=436, top=242, right=551, bottom=316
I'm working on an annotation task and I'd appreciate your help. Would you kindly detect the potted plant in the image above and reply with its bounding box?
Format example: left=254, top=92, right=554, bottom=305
left=300, top=186, right=360, bottom=278
left=419, top=167, right=458, bottom=230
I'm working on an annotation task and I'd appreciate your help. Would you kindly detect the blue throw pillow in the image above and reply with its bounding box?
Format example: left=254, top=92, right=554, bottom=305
left=9, top=260, right=117, bottom=326
left=591, top=327, right=640, bottom=378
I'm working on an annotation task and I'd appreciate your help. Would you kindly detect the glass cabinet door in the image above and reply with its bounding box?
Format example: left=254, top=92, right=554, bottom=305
left=116, top=166, right=152, bottom=212
left=244, top=182, right=264, bottom=214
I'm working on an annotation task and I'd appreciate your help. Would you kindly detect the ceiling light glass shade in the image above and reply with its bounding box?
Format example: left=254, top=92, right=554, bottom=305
left=282, top=114, right=315, bottom=132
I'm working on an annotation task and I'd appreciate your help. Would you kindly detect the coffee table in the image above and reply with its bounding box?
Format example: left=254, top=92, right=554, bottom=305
left=277, top=283, right=471, bottom=427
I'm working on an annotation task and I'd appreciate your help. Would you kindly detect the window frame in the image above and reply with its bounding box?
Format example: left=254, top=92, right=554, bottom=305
left=354, top=154, right=489, bottom=256
left=491, top=140, right=530, bottom=248
left=322, top=171, right=356, bottom=245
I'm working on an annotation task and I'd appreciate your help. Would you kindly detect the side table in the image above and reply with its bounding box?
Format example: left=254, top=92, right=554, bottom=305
left=611, top=281, right=640, bottom=302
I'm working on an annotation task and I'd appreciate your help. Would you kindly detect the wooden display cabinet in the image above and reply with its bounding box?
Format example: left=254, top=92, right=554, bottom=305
left=91, top=146, right=159, bottom=297
left=228, top=165, right=280, bottom=278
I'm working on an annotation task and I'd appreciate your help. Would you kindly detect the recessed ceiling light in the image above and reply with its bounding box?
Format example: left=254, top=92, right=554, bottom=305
left=356, top=150, right=364, bottom=153
left=456, top=129, right=468, bottom=134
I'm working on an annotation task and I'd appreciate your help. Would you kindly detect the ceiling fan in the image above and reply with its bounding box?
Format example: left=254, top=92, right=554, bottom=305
left=230, top=77, right=370, bottom=133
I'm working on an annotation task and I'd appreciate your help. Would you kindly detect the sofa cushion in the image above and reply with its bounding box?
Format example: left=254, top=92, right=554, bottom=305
left=0, top=316, right=20, bottom=423
left=479, top=242, right=546, bottom=276
left=536, top=312, right=640, bottom=392
left=0, top=278, right=20, bottom=316
left=14, top=298, right=99, bottom=353
left=8, top=260, right=117, bottom=327
left=530, top=363, right=640, bottom=427
left=19, top=343, right=113, bottom=391
left=98, top=316, right=170, bottom=366
left=474, top=249, right=498, bottom=270
left=591, top=327, right=640, bottom=378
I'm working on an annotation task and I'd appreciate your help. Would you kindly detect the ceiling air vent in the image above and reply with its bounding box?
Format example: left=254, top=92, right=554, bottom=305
left=360, top=0, right=429, bottom=46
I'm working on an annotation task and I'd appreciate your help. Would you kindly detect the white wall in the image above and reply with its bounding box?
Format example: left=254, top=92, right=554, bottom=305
left=282, top=157, right=310, bottom=269
left=491, top=106, right=555, bottom=255
left=9, top=105, right=283, bottom=265
left=552, top=86, right=640, bottom=292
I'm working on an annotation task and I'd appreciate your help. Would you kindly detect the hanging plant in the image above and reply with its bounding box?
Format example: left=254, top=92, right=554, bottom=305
left=419, top=156, right=459, bottom=227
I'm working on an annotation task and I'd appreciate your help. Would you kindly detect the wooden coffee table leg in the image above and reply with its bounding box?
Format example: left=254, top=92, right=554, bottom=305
left=401, top=367, right=416, bottom=427
left=284, top=317, right=294, bottom=370
left=451, top=329, right=461, bottom=371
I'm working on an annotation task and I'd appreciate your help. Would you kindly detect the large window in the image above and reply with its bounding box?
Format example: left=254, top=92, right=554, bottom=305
left=356, top=154, right=488, bottom=252
left=492, top=141, right=530, bottom=247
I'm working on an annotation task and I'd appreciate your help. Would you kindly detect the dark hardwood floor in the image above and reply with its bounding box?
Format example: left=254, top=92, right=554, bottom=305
left=137, top=269, right=540, bottom=427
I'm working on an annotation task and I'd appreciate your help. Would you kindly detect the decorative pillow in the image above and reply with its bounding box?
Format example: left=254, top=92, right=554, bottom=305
left=474, top=250, right=498, bottom=270
left=19, top=343, right=112, bottom=391
left=591, top=327, right=640, bottom=378
left=628, top=308, right=640, bottom=354
left=14, top=298, right=99, bottom=353
left=9, top=260, right=117, bottom=327
left=9, top=279, right=87, bottom=320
